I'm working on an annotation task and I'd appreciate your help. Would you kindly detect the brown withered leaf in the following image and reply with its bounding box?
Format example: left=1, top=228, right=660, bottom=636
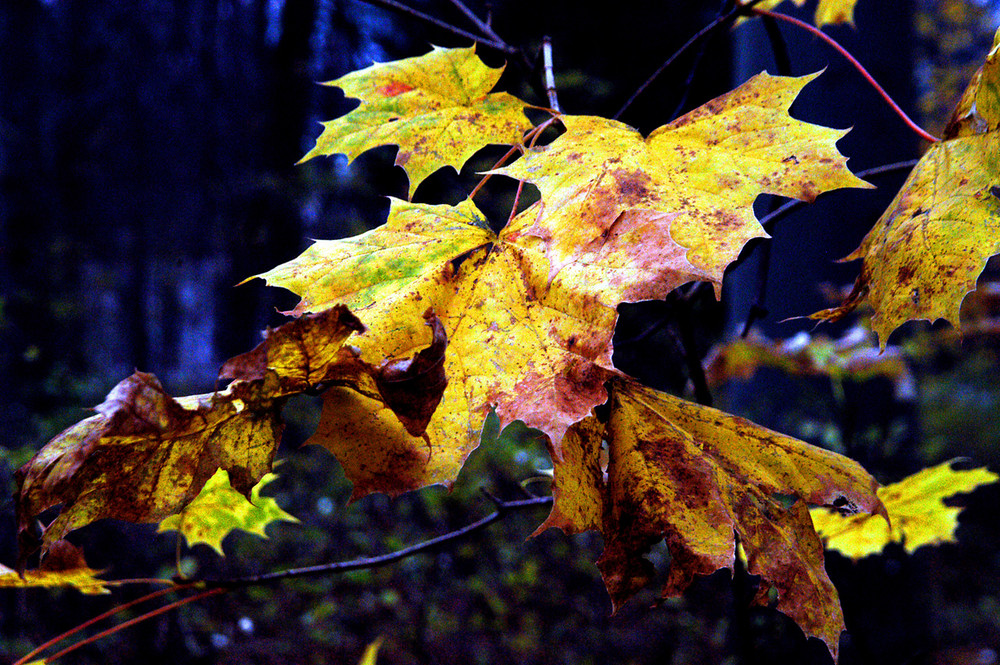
left=536, top=378, right=884, bottom=661
left=15, top=305, right=389, bottom=564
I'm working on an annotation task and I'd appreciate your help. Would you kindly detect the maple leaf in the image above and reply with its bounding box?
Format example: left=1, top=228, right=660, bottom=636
left=158, top=469, right=299, bottom=556
left=255, top=198, right=625, bottom=498
left=535, top=378, right=884, bottom=661
left=742, top=0, right=858, bottom=27
left=300, top=45, right=533, bottom=199
left=811, top=461, right=999, bottom=559
left=15, top=306, right=369, bottom=563
left=494, top=72, right=870, bottom=294
left=813, top=31, right=1000, bottom=346
left=0, top=541, right=110, bottom=595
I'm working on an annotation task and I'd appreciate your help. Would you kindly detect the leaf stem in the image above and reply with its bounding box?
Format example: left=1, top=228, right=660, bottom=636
left=753, top=8, right=940, bottom=143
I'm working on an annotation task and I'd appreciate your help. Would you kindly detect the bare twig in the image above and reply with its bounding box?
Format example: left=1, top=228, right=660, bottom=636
left=614, top=0, right=769, bottom=121
left=205, top=495, right=553, bottom=588
left=753, top=8, right=939, bottom=143
left=446, top=0, right=506, bottom=46
left=357, top=0, right=515, bottom=53
left=542, top=36, right=561, bottom=113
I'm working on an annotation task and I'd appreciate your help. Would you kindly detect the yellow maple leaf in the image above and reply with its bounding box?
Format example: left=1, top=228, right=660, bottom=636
left=813, top=30, right=1000, bottom=346
left=535, top=378, right=884, bottom=661
left=158, top=469, right=299, bottom=556
left=254, top=199, right=626, bottom=498
left=741, top=0, right=858, bottom=27
left=301, top=45, right=532, bottom=199
left=811, top=461, right=999, bottom=559
left=495, top=72, right=870, bottom=294
left=0, top=541, right=109, bottom=595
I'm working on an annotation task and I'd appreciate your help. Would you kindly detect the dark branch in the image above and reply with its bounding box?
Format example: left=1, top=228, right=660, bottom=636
left=203, top=495, right=553, bottom=588
left=446, top=0, right=507, bottom=46
left=356, top=0, right=515, bottom=53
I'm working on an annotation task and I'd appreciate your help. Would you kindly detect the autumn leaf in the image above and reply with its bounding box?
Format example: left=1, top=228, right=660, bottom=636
left=535, top=378, right=884, bottom=661
left=15, top=306, right=368, bottom=563
left=300, top=45, right=533, bottom=199
left=813, top=30, right=1000, bottom=346
left=158, top=469, right=298, bottom=556
left=0, top=541, right=110, bottom=595
left=811, top=461, right=999, bottom=559
left=494, top=72, right=870, bottom=294
left=705, top=327, right=915, bottom=399
left=741, top=0, right=858, bottom=27
left=255, top=198, right=622, bottom=498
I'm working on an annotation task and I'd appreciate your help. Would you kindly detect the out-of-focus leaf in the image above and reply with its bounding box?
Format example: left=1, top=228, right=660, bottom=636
left=811, top=461, right=999, bottom=558
left=706, top=326, right=916, bottom=399
left=0, top=541, right=109, bottom=595
left=813, top=30, right=1000, bottom=346
left=741, top=0, right=858, bottom=27
left=300, top=45, right=532, bottom=198
left=535, top=378, right=884, bottom=661
left=358, top=637, right=383, bottom=665
left=158, top=469, right=298, bottom=556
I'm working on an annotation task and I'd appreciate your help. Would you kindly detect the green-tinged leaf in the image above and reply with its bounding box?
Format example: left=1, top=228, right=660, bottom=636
left=811, top=461, right=1000, bottom=558
left=301, top=45, right=532, bottom=198
left=813, top=31, right=1000, bottom=345
left=358, top=637, right=383, bottom=665
left=535, top=378, right=884, bottom=661
left=158, top=469, right=299, bottom=556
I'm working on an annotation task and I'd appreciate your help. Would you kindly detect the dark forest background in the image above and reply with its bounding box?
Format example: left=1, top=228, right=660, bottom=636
left=2, top=1, right=1000, bottom=663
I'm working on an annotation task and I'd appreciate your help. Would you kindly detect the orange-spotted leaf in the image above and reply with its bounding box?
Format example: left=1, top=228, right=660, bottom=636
left=813, top=32, right=1000, bottom=346
left=494, top=72, right=870, bottom=295
left=158, top=469, right=299, bottom=555
left=811, top=461, right=999, bottom=558
left=536, top=378, right=884, bottom=661
left=16, top=306, right=371, bottom=564
left=300, top=45, right=533, bottom=198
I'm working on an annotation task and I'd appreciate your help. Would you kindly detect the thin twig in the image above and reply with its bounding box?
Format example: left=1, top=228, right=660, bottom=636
left=542, top=36, right=561, bottom=113
left=357, top=0, right=514, bottom=53
left=13, top=583, right=190, bottom=665
left=446, top=0, right=506, bottom=46
left=205, top=496, right=553, bottom=588
left=17, top=587, right=224, bottom=665
left=754, top=8, right=940, bottom=143
left=613, top=0, right=768, bottom=121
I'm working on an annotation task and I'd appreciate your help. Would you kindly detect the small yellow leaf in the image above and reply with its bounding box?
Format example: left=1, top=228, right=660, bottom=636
left=812, top=461, right=999, bottom=559
left=301, top=45, right=532, bottom=199
left=158, top=469, right=299, bottom=556
left=358, top=637, right=383, bottom=665
left=0, top=541, right=109, bottom=595
left=739, top=0, right=858, bottom=27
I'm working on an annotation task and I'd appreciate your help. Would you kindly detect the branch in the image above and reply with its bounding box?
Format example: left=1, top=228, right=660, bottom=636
left=613, top=0, right=769, bottom=121
left=356, top=0, right=515, bottom=54
left=446, top=0, right=507, bottom=47
left=753, top=8, right=940, bottom=143
left=204, top=495, right=553, bottom=588
left=542, top=36, right=561, bottom=113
